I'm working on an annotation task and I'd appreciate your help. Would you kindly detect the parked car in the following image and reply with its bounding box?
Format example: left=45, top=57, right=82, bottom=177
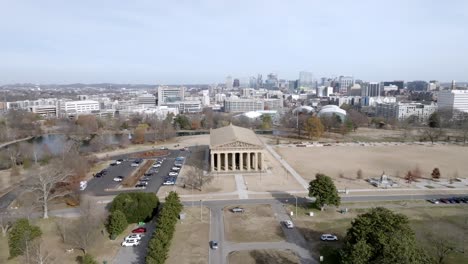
left=121, top=238, right=140, bottom=247
left=131, top=162, right=140, bottom=167
left=125, top=234, right=143, bottom=241
left=439, top=198, right=449, bottom=204
left=160, top=146, right=168, bottom=150
left=113, top=176, right=124, bottom=182
left=169, top=172, right=179, bottom=177
left=116, top=159, right=124, bottom=162
left=283, top=220, right=294, bottom=229
left=142, top=176, right=151, bottom=181
left=94, top=172, right=103, bottom=178
left=132, top=227, right=147, bottom=233
left=163, top=180, right=175, bottom=185
left=231, top=207, right=244, bottom=213
left=210, top=240, right=218, bottom=249
left=135, top=183, right=146, bottom=189
left=427, top=199, right=439, bottom=204
left=320, top=234, right=338, bottom=241
left=171, top=167, right=181, bottom=171
left=153, top=163, right=161, bottom=168
left=137, top=181, right=148, bottom=186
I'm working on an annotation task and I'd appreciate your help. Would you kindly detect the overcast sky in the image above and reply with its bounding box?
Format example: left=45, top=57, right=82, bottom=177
left=1, top=0, right=467, bottom=84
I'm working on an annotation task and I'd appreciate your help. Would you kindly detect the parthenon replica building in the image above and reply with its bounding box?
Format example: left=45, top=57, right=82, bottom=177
left=210, top=124, right=265, bottom=172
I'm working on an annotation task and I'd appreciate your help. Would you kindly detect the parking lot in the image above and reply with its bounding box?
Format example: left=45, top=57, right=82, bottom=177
left=84, top=147, right=191, bottom=196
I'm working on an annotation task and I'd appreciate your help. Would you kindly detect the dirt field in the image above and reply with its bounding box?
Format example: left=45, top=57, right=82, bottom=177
left=289, top=203, right=468, bottom=264
left=275, top=144, right=468, bottom=189
left=228, top=249, right=300, bottom=264
left=224, top=204, right=284, bottom=243
left=166, top=207, right=210, bottom=264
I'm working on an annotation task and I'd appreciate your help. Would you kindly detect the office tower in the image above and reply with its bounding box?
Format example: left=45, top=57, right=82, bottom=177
left=265, top=73, right=279, bottom=90
left=201, top=90, right=210, bottom=106
left=339, top=76, right=354, bottom=94
left=157, top=86, right=185, bottom=106
left=233, top=79, right=240, bottom=88
left=226, top=76, right=233, bottom=89
left=299, top=71, right=313, bottom=88
left=137, top=93, right=156, bottom=106
left=257, top=74, right=263, bottom=88
left=438, top=89, right=468, bottom=113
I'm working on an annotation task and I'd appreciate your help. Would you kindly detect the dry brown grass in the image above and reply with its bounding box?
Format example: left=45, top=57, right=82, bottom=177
left=122, top=160, right=153, bottom=187
left=166, top=207, right=210, bottom=264
left=228, top=249, right=300, bottom=264
left=224, top=204, right=284, bottom=243
left=276, top=144, right=468, bottom=189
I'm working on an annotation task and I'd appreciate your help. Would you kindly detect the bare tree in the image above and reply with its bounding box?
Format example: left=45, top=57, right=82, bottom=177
left=405, top=167, right=422, bottom=183
left=427, top=233, right=456, bottom=264
left=0, top=212, right=13, bottom=237
left=184, top=166, right=213, bottom=191
left=66, top=198, right=103, bottom=254
left=29, top=239, right=54, bottom=264
left=27, top=161, right=72, bottom=219
left=420, top=127, right=443, bottom=144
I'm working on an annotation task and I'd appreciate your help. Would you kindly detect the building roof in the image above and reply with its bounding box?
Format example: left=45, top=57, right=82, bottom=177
left=210, top=124, right=263, bottom=148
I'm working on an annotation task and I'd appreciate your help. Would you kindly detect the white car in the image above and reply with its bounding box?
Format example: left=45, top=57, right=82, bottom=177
left=131, top=163, right=140, bottom=167
left=153, top=164, right=161, bottom=168
left=125, top=234, right=143, bottom=241
left=115, top=160, right=122, bottom=165
left=171, top=167, right=180, bottom=171
left=113, top=176, right=124, bottom=182
left=163, top=180, right=175, bottom=185
left=168, top=172, right=178, bottom=176
left=320, top=234, right=338, bottom=241
left=121, top=238, right=140, bottom=247
left=283, top=220, right=294, bottom=229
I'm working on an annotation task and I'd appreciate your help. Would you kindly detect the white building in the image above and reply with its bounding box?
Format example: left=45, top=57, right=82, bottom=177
left=201, top=90, right=210, bottom=106
left=165, top=100, right=202, bottom=114
left=376, top=102, right=437, bottom=122
left=58, top=100, right=100, bottom=117
left=215, top=93, right=227, bottom=103
left=438, top=90, right=468, bottom=113
left=157, top=86, right=185, bottom=106
left=299, top=71, right=313, bottom=88
left=137, top=94, right=156, bottom=106
left=362, top=96, right=397, bottom=107
left=263, top=98, right=283, bottom=111
left=317, top=105, right=347, bottom=120
left=226, top=76, right=233, bottom=89
left=224, top=99, right=264, bottom=113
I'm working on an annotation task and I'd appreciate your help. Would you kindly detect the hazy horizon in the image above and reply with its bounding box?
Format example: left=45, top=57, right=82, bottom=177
left=1, top=1, right=467, bottom=84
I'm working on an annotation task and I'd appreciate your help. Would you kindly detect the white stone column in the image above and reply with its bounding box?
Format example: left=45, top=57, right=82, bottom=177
left=247, top=152, right=251, bottom=171
left=231, top=152, right=235, bottom=170
left=240, top=152, right=243, bottom=171
left=224, top=153, right=228, bottom=171
left=254, top=152, right=259, bottom=171
left=261, top=152, right=265, bottom=171
left=211, top=152, right=215, bottom=171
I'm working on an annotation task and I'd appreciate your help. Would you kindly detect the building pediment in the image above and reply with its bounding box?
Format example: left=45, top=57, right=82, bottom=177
left=213, top=140, right=262, bottom=150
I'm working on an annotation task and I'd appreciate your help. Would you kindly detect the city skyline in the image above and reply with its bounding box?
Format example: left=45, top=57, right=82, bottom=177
left=1, top=0, right=468, bottom=84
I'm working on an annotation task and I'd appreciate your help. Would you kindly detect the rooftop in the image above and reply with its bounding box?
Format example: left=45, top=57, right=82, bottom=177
left=210, top=124, right=263, bottom=148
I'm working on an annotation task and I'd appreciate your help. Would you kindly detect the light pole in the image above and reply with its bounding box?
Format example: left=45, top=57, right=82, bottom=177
left=191, top=184, right=194, bottom=207
left=200, top=200, right=203, bottom=221
left=295, top=196, right=298, bottom=218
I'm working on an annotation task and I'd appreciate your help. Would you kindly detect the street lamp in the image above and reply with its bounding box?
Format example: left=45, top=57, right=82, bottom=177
left=295, top=196, right=298, bottom=218
left=200, top=200, right=203, bottom=221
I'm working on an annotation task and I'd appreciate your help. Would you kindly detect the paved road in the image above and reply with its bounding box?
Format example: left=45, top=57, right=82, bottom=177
left=112, top=220, right=156, bottom=264
left=206, top=199, right=315, bottom=264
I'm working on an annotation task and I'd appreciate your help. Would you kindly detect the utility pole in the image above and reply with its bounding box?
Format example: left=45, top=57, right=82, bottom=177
left=295, top=196, right=298, bottom=218
left=200, top=200, right=203, bottom=221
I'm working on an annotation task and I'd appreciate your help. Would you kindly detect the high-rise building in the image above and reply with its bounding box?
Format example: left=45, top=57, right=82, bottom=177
left=233, top=79, right=240, bottom=88
left=339, top=76, right=354, bottom=94
left=299, top=71, right=313, bottom=88
left=157, top=86, right=185, bottom=106
left=438, top=90, right=468, bottom=114
left=257, top=74, right=263, bottom=88
left=226, top=76, right=233, bottom=89
left=362, top=82, right=381, bottom=97
left=249, top=76, right=257, bottom=89
left=201, top=90, right=210, bottom=106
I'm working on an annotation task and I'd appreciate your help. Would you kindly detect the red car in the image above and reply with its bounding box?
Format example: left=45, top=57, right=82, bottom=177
left=132, top=227, right=147, bottom=233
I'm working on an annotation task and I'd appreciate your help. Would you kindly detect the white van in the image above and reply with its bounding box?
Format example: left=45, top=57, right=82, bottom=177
left=79, top=181, right=87, bottom=191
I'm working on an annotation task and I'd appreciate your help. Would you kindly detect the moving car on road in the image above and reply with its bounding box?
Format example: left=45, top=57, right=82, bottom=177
left=320, top=234, right=338, bottom=241
left=210, top=240, right=218, bottom=249
left=283, top=220, right=294, bottom=229
left=121, top=238, right=140, bottom=247
left=231, top=207, right=244, bottom=213
left=113, top=176, right=124, bottom=182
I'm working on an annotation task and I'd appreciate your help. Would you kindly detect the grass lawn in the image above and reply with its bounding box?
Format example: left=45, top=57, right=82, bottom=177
left=224, top=204, right=284, bottom=243
left=166, top=207, right=210, bottom=264
left=228, top=249, right=300, bottom=264
left=288, top=203, right=468, bottom=264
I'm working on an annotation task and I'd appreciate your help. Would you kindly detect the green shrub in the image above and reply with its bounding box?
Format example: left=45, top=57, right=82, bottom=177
left=107, top=210, right=128, bottom=239
left=8, top=219, right=42, bottom=258
left=109, top=192, right=159, bottom=223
